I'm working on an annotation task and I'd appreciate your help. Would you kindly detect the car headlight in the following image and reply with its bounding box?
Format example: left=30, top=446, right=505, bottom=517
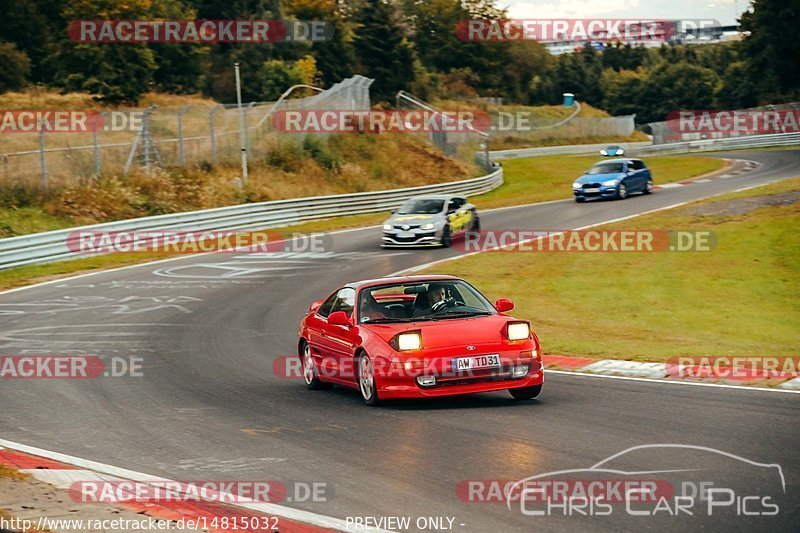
left=383, top=224, right=393, bottom=231
left=572, top=181, right=582, bottom=189
left=600, top=150, right=607, bottom=155
left=617, top=149, right=624, bottom=155
left=503, top=321, right=530, bottom=341
left=420, top=223, right=434, bottom=230
left=391, top=331, right=422, bottom=351
left=602, top=179, right=619, bottom=186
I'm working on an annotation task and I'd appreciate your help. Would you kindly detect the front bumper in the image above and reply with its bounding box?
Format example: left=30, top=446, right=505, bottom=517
left=373, top=349, right=544, bottom=399
left=382, top=229, right=442, bottom=247
left=573, top=184, right=619, bottom=199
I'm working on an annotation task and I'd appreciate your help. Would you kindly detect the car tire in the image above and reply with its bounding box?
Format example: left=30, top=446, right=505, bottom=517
left=301, top=341, right=327, bottom=390
left=644, top=178, right=654, bottom=194
left=575, top=197, right=585, bottom=203
left=617, top=183, right=628, bottom=200
left=440, top=226, right=452, bottom=248
left=509, top=384, right=542, bottom=400
left=357, top=353, right=381, bottom=406
left=471, top=215, right=481, bottom=231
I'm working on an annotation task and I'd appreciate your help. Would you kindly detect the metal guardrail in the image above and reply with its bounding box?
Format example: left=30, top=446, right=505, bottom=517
left=637, top=132, right=800, bottom=155
left=490, top=132, right=800, bottom=160
left=0, top=166, right=503, bottom=270
left=490, top=141, right=652, bottom=160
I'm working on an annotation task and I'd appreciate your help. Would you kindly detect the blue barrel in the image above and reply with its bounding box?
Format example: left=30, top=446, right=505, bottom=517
left=563, top=93, right=575, bottom=107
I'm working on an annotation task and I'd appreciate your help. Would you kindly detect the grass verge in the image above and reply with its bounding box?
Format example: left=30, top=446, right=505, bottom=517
left=421, top=178, right=800, bottom=361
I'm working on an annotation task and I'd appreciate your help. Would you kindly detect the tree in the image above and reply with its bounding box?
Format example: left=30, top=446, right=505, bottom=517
left=352, top=0, right=416, bottom=102
left=637, top=62, right=721, bottom=123
left=287, top=0, right=355, bottom=86
left=739, top=0, right=800, bottom=102
left=600, top=68, right=646, bottom=116
left=0, top=42, right=31, bottom=92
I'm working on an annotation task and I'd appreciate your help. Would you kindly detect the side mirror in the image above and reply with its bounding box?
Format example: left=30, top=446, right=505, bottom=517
left=328, top=311, right=353, bottom=327
left=309, top=300, right=324, bottom=313
left=495, top=298, right=514, bottom=313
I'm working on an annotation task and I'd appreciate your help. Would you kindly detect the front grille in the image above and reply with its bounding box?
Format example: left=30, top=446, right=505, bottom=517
left=436, top=366, right=514, bottom=386
left=394, top=224, right=420, bottom=230
left=582, top=183, right=601, bottom=189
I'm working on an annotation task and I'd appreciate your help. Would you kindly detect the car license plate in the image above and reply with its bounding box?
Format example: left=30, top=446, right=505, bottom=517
left=452, top=354, right=501, bottom=371
left=583, top=187, right=600, bottom=193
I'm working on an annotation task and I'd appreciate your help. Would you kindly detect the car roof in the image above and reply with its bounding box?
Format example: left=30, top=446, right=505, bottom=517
left=405, top=194, right=461, bottom=200
left=344, top=274, right=461, bottom=290
left=595, top=158, right=641, bottom=164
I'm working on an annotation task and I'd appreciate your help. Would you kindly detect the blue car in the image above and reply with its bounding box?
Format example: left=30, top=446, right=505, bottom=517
left=572, top=159, right=654, bottom=202
left=601, top=145, right=624, bottom=156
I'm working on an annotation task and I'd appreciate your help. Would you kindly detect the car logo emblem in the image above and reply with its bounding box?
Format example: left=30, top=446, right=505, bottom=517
left=402, top=225, right=410, bottom=231
left=466, top=345, right=476, bottom=351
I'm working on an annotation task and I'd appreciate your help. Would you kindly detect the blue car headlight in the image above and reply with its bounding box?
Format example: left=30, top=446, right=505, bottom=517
left=601, top=179, right=619, bottom=186
left=572, top=181, right=582, bottom=189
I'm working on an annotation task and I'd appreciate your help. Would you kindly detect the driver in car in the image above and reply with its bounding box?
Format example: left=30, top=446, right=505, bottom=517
left=413, top=283, right=454, bottom=316
left=360, top=292, right=386, bottom=322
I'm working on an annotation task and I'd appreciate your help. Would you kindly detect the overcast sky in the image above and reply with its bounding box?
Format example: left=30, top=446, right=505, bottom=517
left=503, top=0, right=749, bottom=26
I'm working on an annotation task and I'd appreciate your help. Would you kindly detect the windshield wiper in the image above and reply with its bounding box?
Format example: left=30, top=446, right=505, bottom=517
left=365, top=316, right=434, bottom=323
left=435, top=310, right=494, bottom=318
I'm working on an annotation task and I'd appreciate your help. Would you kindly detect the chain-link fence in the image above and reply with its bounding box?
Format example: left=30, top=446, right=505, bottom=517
left=396, top=90, right=492, bottom=171
left=648, top=102, right=800, bottom=144
left=0, top=75, right=374, bottom=190
left=396, top=90, right=636, bottom=166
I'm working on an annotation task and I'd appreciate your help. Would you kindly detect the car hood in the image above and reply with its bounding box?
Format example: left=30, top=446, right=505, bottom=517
left=364, top=314, right=517, bottom=349
left=386, top=213, right=441, bottom=226
left=576, top=172, right=624, bottom=184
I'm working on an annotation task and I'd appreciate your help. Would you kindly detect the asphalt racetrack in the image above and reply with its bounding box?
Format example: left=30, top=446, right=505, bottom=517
left=1, top=149, right=799, bottom=532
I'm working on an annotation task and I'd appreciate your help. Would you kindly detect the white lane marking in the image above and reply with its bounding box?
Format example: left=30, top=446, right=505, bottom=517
left=779, top=378, right=800, bottom=390
left=547, top=370, right=800, bottom=394
left=580, top=360, right=667, bottom=379
left=0, top=438, right=391, bottom=533
left=19, top=468, right=121, bottom=488
left=657, top=183, right=683, bottom=188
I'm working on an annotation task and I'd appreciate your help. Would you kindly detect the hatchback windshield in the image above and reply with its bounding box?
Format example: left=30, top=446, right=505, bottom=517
left=397, top=199, right=445, bottom=214
left=587, top=162, right=625, bottom=174
left=358, top=280, right=496, bottom=323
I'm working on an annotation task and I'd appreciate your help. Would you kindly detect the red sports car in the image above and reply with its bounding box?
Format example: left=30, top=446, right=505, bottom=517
left=297, top=275, right=543, bottom=405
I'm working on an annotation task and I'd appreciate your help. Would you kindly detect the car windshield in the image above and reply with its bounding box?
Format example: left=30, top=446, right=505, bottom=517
left=607, top=145, right=620, bottom=149
left=397, top=199, right=445, bottom=214
left=358, top=280, right=496, bottom=323
left=587, top=162, right=625, bottom=175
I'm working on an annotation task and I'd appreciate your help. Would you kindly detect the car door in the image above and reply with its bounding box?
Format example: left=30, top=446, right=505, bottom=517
left=630, top=160, right=646, bottom=190
left=447, top=197, right=472, bottom=234
left=319, top=287, right=360, bottom=381
left=306, top=290, right=340, bottom=378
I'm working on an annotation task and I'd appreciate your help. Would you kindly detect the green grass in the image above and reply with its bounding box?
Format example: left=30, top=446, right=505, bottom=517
left=421, top=178, right=800, bottom=361
left=0, top=207, right=74, bottom=238
left=474, top=154, right=726, bottom=209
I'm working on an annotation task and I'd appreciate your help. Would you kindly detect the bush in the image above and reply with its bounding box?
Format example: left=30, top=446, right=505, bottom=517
left=302, top=136, right=341, bottom=172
